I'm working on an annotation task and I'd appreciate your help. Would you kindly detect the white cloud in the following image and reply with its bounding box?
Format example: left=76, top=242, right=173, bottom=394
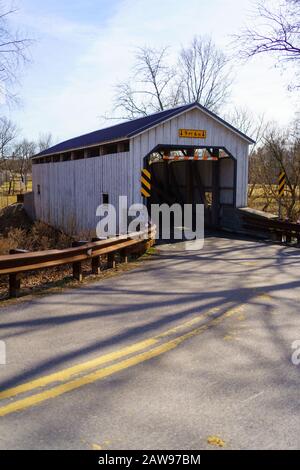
left=7, top=0, right=298, bottom=141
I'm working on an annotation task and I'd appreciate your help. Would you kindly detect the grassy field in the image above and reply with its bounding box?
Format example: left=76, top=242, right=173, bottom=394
left=248, top=184, right=300, bottom=220
left=0, top=179, right=32, bottom=193
left=0, top=195, right=18, bottom=208
left=0, top=177, right=32, bottom=209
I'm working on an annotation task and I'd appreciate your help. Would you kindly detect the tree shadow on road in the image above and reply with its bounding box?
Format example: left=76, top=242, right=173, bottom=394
left=0, top=234, right=299, bottom=417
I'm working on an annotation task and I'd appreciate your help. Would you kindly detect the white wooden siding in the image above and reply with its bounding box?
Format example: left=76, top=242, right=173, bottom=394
left=33, top=106, right=250, bottom=234
left=131, top=107, right=249, bottom=207
left=33, top=151, right=132, bottom=234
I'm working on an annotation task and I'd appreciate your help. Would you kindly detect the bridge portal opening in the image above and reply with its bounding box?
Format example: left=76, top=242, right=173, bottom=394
left=144, top=145, right=236, bottom=238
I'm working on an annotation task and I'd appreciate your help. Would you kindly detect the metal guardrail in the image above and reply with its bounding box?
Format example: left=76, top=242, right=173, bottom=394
left=241, top=213, right=300, bottom=244
left=0, top=226, right=156, bottom=298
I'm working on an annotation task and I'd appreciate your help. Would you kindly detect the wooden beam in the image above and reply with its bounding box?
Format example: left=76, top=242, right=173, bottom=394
left=72, top=241, right=88, bottom=281
left=193, top=162, right=208, bottom=207
left=211, top=149, right=220, bottom=227
left=187, top=162, right=193, bottom=204
left=168, top=163, right=185, bottom=205
left=91, top=237, right=105, bottom=274
left=0, top=228, right=155, bottom=275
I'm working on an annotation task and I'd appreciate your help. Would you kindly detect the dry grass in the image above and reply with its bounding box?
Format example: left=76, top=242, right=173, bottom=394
left=0, top=220, right=73, bottom=255
left=248, top=184, right=300, bottom=221
left=0, top=195, right=17, bottom=208
left=0, top=178, right=32, bottom=194
left=0, top=217, right=75, bottom=299
left=0, top=177, right=32, bottom=209
left=0, top=213, right=155, bottom=301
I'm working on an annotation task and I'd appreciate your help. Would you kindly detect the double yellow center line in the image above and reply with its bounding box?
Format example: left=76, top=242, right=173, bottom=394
left=0, top=304, right=242, bottom=417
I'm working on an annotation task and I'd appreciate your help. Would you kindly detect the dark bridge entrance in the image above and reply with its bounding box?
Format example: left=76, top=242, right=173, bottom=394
left=143, top=145, right=236, bottom=235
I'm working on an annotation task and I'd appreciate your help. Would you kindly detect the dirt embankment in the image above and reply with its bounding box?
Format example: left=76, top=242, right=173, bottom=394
left=0, top=203, right=32, bottom=236
left=0, top=204, right=75, bottom=299
left=0, top=204, right=145, bottom=301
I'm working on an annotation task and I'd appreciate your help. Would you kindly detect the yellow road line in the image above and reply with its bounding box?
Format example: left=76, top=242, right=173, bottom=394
left=0, top=307, right=221, bottom=402
left=0, top=304, right=244, bottom=404
left=157, top=307, right=221, bottom=338
left=0, top=322, right=211, bottom=417
left=0, top=317, right=207, bottom=402
left=0, top=302, right=247, bottom=417
left=0, top=338, right=157, bottom=401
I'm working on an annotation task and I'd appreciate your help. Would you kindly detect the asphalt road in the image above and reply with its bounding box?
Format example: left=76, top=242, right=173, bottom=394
left=0, top=234, right=300, bottom=450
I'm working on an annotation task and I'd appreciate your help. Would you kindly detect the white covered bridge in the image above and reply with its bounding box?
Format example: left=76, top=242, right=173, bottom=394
left=31, top=102, right=254, bottom=235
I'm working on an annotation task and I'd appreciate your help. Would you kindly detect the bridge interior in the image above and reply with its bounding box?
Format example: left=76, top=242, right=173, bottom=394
left=145, top=145, right=236, bottom=236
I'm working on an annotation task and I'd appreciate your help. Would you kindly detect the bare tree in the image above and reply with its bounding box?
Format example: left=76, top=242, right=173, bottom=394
left=0, top=116, right=16, bottom=195
left=114, top=46, right=179, bottom=119
left=225, top=106, right=256, bottom=136
left=178, top=37, right=232, bottom=112
left=37, top=133, right=53, bottom=152
left=234, top=0, right=300, bottom=87
left=225, top=106, right=269, bottom=200
left=13, top=139, right=36, bottom=191
left=113, top=36, right=232, bottom=119
left=0, top=117, right=17, bottom=195
left=0, top=116, right=16, bottom=159
left=248, top=122, right=300, bottom=220
left=225, top=106, right=268, bottom=151
left=264, top=127, right=300, bottom=219
left=0, top=4, right=31, bottom=101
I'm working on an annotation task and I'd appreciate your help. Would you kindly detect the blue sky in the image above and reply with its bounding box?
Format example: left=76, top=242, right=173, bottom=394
left=3, top=0, right=297, bottom=143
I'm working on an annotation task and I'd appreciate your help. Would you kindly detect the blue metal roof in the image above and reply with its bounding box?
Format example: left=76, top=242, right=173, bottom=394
left=35, top=102, right=255, bottom=157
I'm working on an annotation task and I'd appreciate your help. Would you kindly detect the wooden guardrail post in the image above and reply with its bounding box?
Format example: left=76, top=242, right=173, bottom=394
left=9, top=249, right=29, bottom=297
left=107, top=253, right=116, bottom=269
left=91, top=256, right=101, bottom=275
left=0, top=227, right=155, bottom=298
left=91, top=237, right=106, bottom=274
left=73, top=262, right=82, bottom=282
left=139, top=240, right=149, bottom=254
left=72, top=241, right=88, bottom=281
left=241, top=214, right=300, bottom=244
left=9, top=273, right=21, bottom=298
left=120, top=248, right=129, bottom=264
left=127, top=240, right=143, bottom=258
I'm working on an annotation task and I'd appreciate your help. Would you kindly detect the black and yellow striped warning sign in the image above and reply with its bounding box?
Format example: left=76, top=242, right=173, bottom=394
left=278, top=171, right=286, bottom=197
left=141, top=168, right=151, bottom=198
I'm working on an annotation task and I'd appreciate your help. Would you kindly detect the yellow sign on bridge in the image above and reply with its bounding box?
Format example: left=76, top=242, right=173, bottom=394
left=179, top=129, right=207, bottom=139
